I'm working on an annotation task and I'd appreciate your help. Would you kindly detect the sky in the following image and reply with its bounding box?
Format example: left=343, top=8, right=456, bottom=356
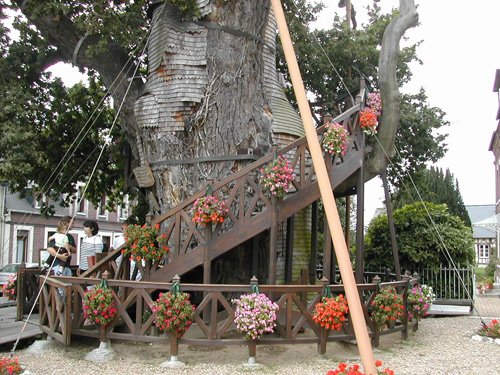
left=50, top=1, right=500, bottom=224
left=312, top=0, right=500, bottom=223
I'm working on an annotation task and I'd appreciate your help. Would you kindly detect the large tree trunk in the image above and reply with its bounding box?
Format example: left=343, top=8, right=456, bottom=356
left=134, top=1, right=273, bottom=212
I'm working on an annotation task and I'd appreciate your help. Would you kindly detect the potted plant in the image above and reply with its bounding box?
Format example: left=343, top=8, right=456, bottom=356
left=370, top=286, right=404, bottom=331
left=407, top=284, right=434, bottom=321
left=259, top=155, right=295, bottom=199
left=312, top=294, right=349, bottom=331
left=149, top=291, right=195, bottom=338
left=82, top=280, right=118, bottom=327
left=2, top=274, right=17, bottom=301
left=232, top=292, right=279, bottom=340
left=191, top=194, right=229, bottom=226
left=322, top=122, right=350, bottom=157
left=122, top=223, right=169, bottom=263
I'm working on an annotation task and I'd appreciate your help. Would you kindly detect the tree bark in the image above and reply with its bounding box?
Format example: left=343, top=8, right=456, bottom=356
left=366, top=0, right=418, bottom=178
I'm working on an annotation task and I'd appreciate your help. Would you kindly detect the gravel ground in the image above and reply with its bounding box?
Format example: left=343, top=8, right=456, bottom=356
left=2, top=316, right=499, bottom=375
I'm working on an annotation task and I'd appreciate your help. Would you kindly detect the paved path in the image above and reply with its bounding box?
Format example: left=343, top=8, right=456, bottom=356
left=472, top=294, right=500, bottom=319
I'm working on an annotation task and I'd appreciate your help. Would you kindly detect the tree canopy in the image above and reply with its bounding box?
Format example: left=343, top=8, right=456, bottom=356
left=0, top=0, right=447, bottom=215
left=364, top=201, right=475, bottom=272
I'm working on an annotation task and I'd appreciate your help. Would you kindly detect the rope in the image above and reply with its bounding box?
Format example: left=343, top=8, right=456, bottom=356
left=372, top=135, right=488, bottom=327
left=10, top=18, right=156, bottom=353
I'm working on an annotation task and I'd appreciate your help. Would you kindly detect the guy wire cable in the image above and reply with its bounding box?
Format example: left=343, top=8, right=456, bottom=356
left=373, top=134, right=487, bottom=326
left=285, top=0, right=356, bottom=105
left=10, top=20, right=156, bottom=353
left=0, top=30, right=148, bottom=258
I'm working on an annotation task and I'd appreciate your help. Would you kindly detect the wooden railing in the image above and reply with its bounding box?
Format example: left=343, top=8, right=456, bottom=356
left=84, top=97, right=365, bottom=283
left=38, top=272, right=418, bottom=353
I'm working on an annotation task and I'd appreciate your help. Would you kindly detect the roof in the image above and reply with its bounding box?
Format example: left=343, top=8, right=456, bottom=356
left=4, top=188, right=68, bottom=216
left=466, top=204, right=496, bottom=239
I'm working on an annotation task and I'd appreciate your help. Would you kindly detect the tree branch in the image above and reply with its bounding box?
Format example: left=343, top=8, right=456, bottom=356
left=366, top=0, right=418, bottom=178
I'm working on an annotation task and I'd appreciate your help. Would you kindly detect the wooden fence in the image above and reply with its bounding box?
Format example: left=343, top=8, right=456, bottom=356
left=37, top=273, right=419, bottom=358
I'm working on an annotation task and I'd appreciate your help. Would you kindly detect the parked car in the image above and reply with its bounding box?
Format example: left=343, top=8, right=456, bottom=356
left=0, top=263, right=39, bottom=293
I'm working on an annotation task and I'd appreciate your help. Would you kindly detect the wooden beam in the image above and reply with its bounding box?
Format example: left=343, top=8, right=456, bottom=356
left=270, top=1, right=376, bottom=372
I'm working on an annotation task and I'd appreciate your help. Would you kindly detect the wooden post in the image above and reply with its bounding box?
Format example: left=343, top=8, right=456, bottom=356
left=317, top=277, right=329, bottom=356
left=270, top=2, right=376, bottom=371
left=247, top=339, right=257, bottom=364
left=345, top=195, right=351, bottom=249
left=203, top=223, right=212, bottom=324
left=371, top=275, right=381, bottom=347
left=170, top=334, right=179, bottom=357
left=401, top=272, right=410, bottom=340
left=16, top=264, right=25, bottom=321
left=309, top=201, right=319, bottom=284
left=269, top=196, right=278, bottom=285
left=381, top=169, right=401, bottom=280
left=355, top=164, right=365, bottom=283
left=285, top=216, right=294, bottom=283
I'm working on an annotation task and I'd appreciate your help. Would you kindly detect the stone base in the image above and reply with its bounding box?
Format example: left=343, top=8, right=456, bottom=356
left=160, top=356, right=186, bottom=368
left=25, top=337, right=61, bottom=354
left=243, top=357, right=263, bottom=369
left=85, top=341, right=115, bottom=362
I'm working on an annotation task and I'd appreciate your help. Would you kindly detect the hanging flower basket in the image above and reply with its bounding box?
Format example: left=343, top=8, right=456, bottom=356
left=359, top=109, right=378, bottom=135
left=191, top=195, right=229, bottom=226
left=150, top=291, right=195, bottom=338
left=312, top=294, right=349, bottom=331
left=2, top=274, right=17, bottom=301
left=370, top=286, right=404, bottom=331
left=259, top=155, right=295, bottom=199
left=407, top=284, right=434, bottom=321
left=82, top=280, right=118, bottom=327
left=232, top=292, right=279, bottom=340
left=322, top=122, right=350, bottom=156
left=366, top=92, right=382, bottom=117
left=122, top=223, right=169, bottom=263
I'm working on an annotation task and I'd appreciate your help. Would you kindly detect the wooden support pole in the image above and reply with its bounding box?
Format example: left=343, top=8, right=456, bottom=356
left=309, top=201, right=319, bottom=284
left=285, top=216, right=294, bottom=283
left=269, top=196, right=278, bottom=285
left=355, top=165, right=365, bottom=283
left=270, top=1, right=377, bottom=372
left=381, top=169, right=401, bottom=281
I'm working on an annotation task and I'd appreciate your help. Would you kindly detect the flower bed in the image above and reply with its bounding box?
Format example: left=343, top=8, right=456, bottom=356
left=477, top=319, right=500, bottom=339
left=232, top=292, right=279, bottom=340
left=150, top=291, right=195, bottom=338
left=327, top=360, right=395, bottom=375
left=123, top=223, right=169, bottom=262
left=0, top=356, right=23, bottom=375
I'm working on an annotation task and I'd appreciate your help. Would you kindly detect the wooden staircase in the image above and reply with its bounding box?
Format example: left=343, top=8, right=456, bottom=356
left=85, top=99, right=366, bottom=284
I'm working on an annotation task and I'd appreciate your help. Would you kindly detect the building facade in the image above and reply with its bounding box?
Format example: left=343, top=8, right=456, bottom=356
left=0, top=183, right=128, bottom=269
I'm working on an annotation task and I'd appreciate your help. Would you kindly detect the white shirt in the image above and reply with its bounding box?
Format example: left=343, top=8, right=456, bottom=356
left=79, top=235, right=104, bottom=270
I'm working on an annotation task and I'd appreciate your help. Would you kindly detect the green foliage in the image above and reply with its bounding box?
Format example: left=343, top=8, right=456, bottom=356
left=365, top=202, right=475, bottom=272
left=386, top=90, right=449, bottom=189
left=391, top=166, right=471, bottom=227
left=485, top=256, right=498, bottom=278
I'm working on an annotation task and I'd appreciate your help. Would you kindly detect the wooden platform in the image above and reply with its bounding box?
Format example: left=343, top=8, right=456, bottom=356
left=428, top=303, right=471, bottom=316
left=0, top=306, right=41, bottom=346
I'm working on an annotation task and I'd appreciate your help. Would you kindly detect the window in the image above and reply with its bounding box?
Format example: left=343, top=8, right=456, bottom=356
left=98, top=195, right=107, bottom=217
left=16, top=230, right=29, bottom=263
left=34, top=193, right=47, bottom=209
left=76, top=185, right=86, bottom=214
left=478, top=242, right=489, bottom=258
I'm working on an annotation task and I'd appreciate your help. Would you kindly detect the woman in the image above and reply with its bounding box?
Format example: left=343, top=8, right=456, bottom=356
left=78, top=220, right=104, bottom=274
